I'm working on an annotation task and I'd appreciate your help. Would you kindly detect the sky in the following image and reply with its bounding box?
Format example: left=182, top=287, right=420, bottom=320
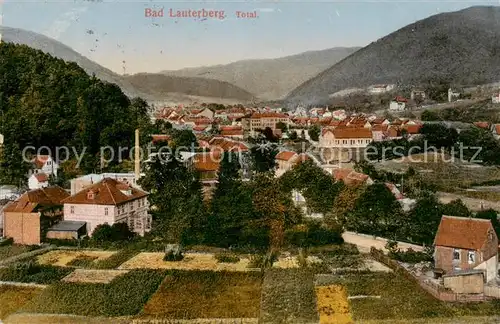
left=2, top=0, right=499, bottom=74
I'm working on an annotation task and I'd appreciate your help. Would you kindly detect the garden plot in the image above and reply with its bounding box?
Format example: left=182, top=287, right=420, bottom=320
left=0, top=285, right=42, bottom=320
left=142, top=270, right=262, bottom=319
left=21, top=269, right=166, bottom=317
left=37, top=250, right=116, bottom=267
left=118, top=252, right=251, bottom=271
left=259, top=269, right=319, bottom=324
left=315, top=285, right=353, bottom=324
left=62, top=269, right=130, bottom=284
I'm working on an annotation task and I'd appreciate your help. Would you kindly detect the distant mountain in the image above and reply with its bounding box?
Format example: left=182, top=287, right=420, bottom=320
left=1, top=26, right=254, bottom=103
left=124, top=73, right=255, bottom=101
left=286, top=6, right=500, bottom=106
left=162, top=47, right=360, bottom=100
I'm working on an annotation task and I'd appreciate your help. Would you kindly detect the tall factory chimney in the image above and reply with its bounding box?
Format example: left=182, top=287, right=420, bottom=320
left=135, top=129, right=140, bottom=181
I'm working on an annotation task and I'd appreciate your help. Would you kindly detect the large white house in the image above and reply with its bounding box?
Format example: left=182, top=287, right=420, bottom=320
left=62, top=178, right=152, bottom=236
left=318, top=127, right=373, bottom=149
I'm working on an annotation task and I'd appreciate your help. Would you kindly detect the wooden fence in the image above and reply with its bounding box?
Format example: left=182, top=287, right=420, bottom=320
left=370, top=247, right=490, bottom=302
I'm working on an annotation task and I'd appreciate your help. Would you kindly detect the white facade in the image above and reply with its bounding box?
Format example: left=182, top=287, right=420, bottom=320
left=64, top=197, right=151, bottom=236
left=492, top=94, right=500, bottom=104
left=474, top=254, right=498, bottom=283
left=35, top=156, right=58, bottom=177
left=389, top=101, right=406, bottom=111
left=28, top=174, right=49, bottom=190
left=70, top=173, right=141, bottom=195
left=448, top=88, right=460, bottom=103
left=0, top=133, right=3, bottom=146
left=319, top=131, right=372, bottom=149
left=368, top=84, right=395, bottom=94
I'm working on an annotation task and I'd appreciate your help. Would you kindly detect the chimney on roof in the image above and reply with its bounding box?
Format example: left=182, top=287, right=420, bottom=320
left=135, top=129, right=141, bottom=182
left=87, top=189, right=95, bottom=200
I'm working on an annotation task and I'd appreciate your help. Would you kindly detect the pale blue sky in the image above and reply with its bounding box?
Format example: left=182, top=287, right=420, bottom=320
left=3, top=1, right=499, bottom=74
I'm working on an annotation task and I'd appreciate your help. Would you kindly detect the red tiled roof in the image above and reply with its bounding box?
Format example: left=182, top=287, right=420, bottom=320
left=4, top=186, right=69, bottom=213
left=494, top=124, right=500, bottom=135
left=62, top=178, right=148, bottom=206
left=333, top=168, right=371, bottom=186
left=393, top=96, right=408, bottom=103
left=221, top=129, right=244, bottom=137
left=34, top=173, right=49, bottom=183
left=193, top=153, right=221, bottom=172
left=402, top=124, right=422, bottom=135
left=250, top=112, right=288, bottom=119
left=151, top=135, right=171, bottom=144
left=372, top=124, right=389, bottom=132
left=434, top=216, right=496, bottom=250
left=333, top=127, right=372, bottom=139
left=276, top=151, right=297, bottom=161
left=474, top=122, right=490, bottom=129
left=32, top=155, right=50, bottom=169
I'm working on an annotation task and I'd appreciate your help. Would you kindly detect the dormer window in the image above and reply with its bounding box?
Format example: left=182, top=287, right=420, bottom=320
left=121, top=189, right=132, bottom=196
left=87, top=190, right=95, bottom=200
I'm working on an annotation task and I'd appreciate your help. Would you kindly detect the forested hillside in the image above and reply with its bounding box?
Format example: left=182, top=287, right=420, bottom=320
left=0, top=43, right=151, bottom=184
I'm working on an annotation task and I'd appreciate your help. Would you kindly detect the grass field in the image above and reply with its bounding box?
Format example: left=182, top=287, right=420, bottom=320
left=374, top=153, right=500, bottom=190
left=142, top=270, right=262, bottom=319
left=0, top=285, right=42, bottom=320
left=323, top=272, right=500, bottom=321
left=21, top=269, right=166, bottom=317
left=260, top=269, right=319, bottom=324
left=0, top=245, right=37, bottom=262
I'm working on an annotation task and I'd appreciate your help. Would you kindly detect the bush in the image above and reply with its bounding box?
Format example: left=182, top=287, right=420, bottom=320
left=91, top=249, right=138, bottom=269
left=0, top=262, right=73, bottom=284
left=389, top=248, right=433, bottom=264
left=285, top=222, right=344, bottom=248
left=0, top=237, right=14, bottom=247
left=248, top=252, right=278, bottom=269
left=66, top=255, right=98, bottom=268
left=214, top=253, right=240, bottom=263
left=163, top=250, right=184, bottom=262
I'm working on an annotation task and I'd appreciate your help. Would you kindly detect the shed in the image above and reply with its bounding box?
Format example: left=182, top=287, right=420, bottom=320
left=443, top=269, right=485, bottom=294
left=46, top=221, right=87, bottom=240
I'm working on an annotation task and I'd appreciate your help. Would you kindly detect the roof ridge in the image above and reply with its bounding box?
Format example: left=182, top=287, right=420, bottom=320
left=104, top=179, right=118, bottom=205
left=442, top=215, right=491, bottom=222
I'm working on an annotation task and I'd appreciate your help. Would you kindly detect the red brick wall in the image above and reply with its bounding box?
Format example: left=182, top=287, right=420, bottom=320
left=435, top=246, right=484, bottom=273
left=4, top=212, right=41, bottom=245
left=482, top=230, right=498, bottom=261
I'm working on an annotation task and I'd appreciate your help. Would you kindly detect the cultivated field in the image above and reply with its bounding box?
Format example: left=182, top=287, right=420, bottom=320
left=315, top=285, right=353, bottom=324
left=375, top=153, right=500, bottom=189
left=62, top=269, right=130, bottom=284
left=0, top=285, right=42, bottom=320
left=119, top=252, right=309, bottom=271
left=119, top=252, right=251, bottom=271
left=142, top=270, right=262, bottom=319
left=0, top=245, right=37, bottom=262
left=37, top=250, right=116, bottom=267
left=21, top=270, right=165, bottom=317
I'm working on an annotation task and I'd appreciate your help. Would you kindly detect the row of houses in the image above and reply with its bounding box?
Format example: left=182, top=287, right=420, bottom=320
left=2, top=177, right=151, bottom=245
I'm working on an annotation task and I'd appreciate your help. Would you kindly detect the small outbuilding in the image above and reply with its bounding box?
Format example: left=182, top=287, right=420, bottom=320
left=46, top=221, right=87, bottom=240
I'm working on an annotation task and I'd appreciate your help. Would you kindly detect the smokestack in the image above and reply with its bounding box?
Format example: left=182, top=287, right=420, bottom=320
left=135, top=129, right=140, bottom=181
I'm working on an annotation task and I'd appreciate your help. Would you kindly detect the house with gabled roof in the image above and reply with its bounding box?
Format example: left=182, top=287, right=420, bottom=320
left=62, top=178, right=151, bottom=236
left=434, top=216, right=498, bottom=283
left=3, top=186, right=69, bottom=245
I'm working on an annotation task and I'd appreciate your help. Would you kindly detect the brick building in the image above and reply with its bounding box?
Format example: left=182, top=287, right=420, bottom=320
left=434, top=215, right=498, bottom=283
left=3, top=186, right=69, bottom=245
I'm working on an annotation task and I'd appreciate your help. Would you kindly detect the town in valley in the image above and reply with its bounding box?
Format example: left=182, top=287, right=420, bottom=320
left=2, top=3, right=500, bottom=324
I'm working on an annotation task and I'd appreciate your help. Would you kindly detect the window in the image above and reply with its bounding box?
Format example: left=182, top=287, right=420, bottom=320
left=468, top=251, right=475, bottom=264
left=453, top=248, right=461, bottom=261
left=104, top=207, right=108, bottom=216
left=70, top=206, right=74, bottom=214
